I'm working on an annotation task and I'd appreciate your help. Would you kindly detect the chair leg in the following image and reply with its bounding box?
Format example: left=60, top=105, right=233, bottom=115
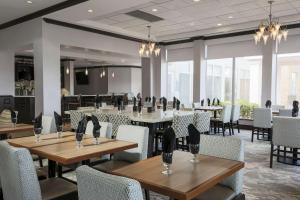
left=270, top=143, right=274, bottom=168
left=38, top=156, right=43, bottom=167
left=231, top=122, right=234, bottom=135
left=222, top=123, right=225, bottom=136
left=251, top=128, right=254, bottom=142
left=237, top=120, right=240, bottom=133
left=144, top=189, right=150, bottom=200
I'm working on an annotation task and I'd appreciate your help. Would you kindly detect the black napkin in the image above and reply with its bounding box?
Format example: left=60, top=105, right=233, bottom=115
left=265, top=100, right=272, bottom=108
left=201, top=99, right=204, bottom=106
left=159, top=97, right=163, bottom=104
left=10, top=108, right=17, bottom=124
left=207, top=98, right=211, bottom=106
left=145, top=97, right=149, bottom=102
left=95, top=94, right=102, bottom=108
left=162, top=127, right=176, bottom=153
left=217, top=99, right=220, bottom=106
left=33, top=113, right=43, bottom=135
left=76, top=117, right=87, bottom=141
left=176, top=99, right=180, bottom=111
left=212, top=98, right=215, bottom=106
left=91, top=115, right=101, bottom=138
left=138, top=98, right=142, bottom=113
left=117, top=97, right=122, bottom=111
left=54, top=111, right=63, bottom=132
left=292, top=101, right=299, bottom=117
left=188, top=124, right=200, bottom=145
left=163, top=97, right=167, bottom=112
left=133, top=97, right=137, bottom=106
left=173, top=97, right=176, bottom=109
left=152, top=96, right=156, bottom=109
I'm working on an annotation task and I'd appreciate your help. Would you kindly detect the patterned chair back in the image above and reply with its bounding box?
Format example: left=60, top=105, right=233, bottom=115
left=199, top=135, right=244, bottom=195
left=76, top=166, right=143, bottom=200
left=92, top=112, right=109, bottom=122
left=193, top=111, right=210, bottom=133
left=108, top=114, right=131, bottom=137
left=0, top=141, right=42, bottom=200
left=172, top=114, right=194, bottom=138
left=70, top=110, right=84, bottom=130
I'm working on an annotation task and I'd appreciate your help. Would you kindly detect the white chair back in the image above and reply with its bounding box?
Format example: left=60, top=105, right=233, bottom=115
left=273, top=117, right=300, bottom=148
left=0, top=141, right=42, bottom=200
left=279, top=109, right=292, bottom=117
left=76, top=166, right=143, bottom=200
left=193, top=102, right=201, bottom=109
left=199, top=135, right=244, bottom=195
left=221, top=105, right=232, bottom=123
left=272, top=105, right=285, bottom=112
left=172, top=114, right=194, bottom=138
left=114, top=125, right=149, bottom=162
left=101, top=102, right=107, bottom=107
left=193, top=111, right=210, bottom=133
left=85, top=121, right=112, bottom=139
left=42, top=115, right=56, bottom=134
left=231, top=105, right=241, bottom=122
left=253, top=108, right=272, bottom=128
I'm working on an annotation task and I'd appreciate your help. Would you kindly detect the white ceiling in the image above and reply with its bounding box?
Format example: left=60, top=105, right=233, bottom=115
left=46, top=0, right=300, bottom=41
left=0, top=0, right=66, bottom=24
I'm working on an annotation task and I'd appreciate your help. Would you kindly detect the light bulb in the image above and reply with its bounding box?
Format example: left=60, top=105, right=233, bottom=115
left=254, top=34, right=259, bottom=45
left=145, top=50, right=149, bottom=57
left=100, top=73, right=103, bottom=78
left=112, top=72, right=115, bottom=78
left=256, top=31, right=262, bottom=41
left=263, top=35, right=269, bottom=45
left=259, top=25, right=265, bottom=33
left=139, top=48, right=144, bottom=57
left=85, top=68, right=88, bottom=75
left=277, top=33, right=283, bottom=43
left=149, top=43, right=155, bottom=53
left=66, top=67, right=69, bottom=75
left=282, top=30, right=288, bottom=40
left=103, top=70, right=105, bottom=76
left=154, top=47, right=161, bottom=56
left=275, top=24, right=281, bottom=31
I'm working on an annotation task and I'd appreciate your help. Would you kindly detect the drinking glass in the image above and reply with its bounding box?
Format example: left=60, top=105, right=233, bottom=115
left=189, top=144, right=200, bottom=163
left=162, top=152, right=173, bottom=175
left=76, top=132, right=84, bottom=149
left=57, top=125, right=63, bottom=138
left=34, top=128, right=42, bottom=143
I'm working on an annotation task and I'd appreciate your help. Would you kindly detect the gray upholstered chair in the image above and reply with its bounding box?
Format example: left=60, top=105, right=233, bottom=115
left=270, top=117, right=300, bottom=168
left=193, top=111, right=210, bottom=134
left=230, top=105, right=241, bottom=135
left=271, top=105, right=285, bottom=113
left=278, top=109, right=292, bottom=117
left=195, top=135, right=244, bottom=200
left=252, top=108, right=272, bottom=142
left=76, top=165, right=143, bottom=200
left=93, top=125, right=149, bottom=172
left=0, top=141, right=77, bottom=200
left=108, top=113, right=131, bottom=138
left=211, top=105, right=233, bottom=136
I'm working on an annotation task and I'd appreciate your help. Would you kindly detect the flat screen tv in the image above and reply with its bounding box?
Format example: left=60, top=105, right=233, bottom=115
left=76, top=71, right=89, bottom=85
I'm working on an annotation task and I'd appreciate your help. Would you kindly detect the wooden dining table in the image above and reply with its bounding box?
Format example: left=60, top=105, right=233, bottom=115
left=8, top=132, right=138, bottom=178
left=113, top=151, right=244, bottom=200
left=0, top=123, right=33, bottom=139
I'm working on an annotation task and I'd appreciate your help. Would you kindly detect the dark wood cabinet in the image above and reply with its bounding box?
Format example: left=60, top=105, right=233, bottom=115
left=14, top=97, right=35, bottom=124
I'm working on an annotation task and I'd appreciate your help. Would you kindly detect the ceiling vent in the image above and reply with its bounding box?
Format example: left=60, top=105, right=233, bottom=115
left=125, top=10, right=163, bottom=22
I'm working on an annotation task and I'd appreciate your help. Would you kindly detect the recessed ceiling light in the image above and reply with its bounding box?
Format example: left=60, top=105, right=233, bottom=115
left=189, top=22, right=195, bottom=26
left=27, top=0, right=32, bottom=4
left=88, top=9, right=93, bottom=13
left=193, top=0, right=200, bottom=2
left=152, top=8, right=158, bottom=12
left=217, top=23, right=222, bottom=26
left=228, top=16, right=233, bottom=19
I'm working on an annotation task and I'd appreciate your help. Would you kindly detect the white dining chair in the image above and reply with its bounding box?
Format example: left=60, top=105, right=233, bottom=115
left=270, top=117, right=300, bottom=168
left=93, top=125, right=149, bottom=172
left=41, top=115, right=56, bottom=134
left=193, top=102, right=201, bottom=109
left=211, top=105, right=232, bottom=136
left=230, top=105, right=241, bottom=135
left=76, top=165, right=143, bottom=200
left=279, top=109, right=292, bottom=117
left=252, top=108, right=272, bottom=142
left=271, top=105, right=285, bottom=112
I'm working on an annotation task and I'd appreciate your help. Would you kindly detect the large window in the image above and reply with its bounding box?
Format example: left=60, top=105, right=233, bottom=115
left=277, top=53, right=300, bottom=108
left=206, top=58, right=233, bottom=102
left=235, top=56, right=262, bottom=106
left=167, top=61, right=193, bottom=104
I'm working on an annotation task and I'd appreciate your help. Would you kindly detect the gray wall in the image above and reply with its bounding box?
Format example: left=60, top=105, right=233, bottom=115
left=74, top=68, right=108, bottom=95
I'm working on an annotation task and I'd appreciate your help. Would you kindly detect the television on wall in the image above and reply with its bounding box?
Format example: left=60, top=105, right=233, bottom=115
left=76, top=71, right=89, bottom=85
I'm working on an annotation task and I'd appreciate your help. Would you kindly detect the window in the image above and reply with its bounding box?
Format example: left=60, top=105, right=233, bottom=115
left=167, top=61, right=193, bottom=104
left=206, top=58, right=233, bottom=103
left=277, top=53, right=300, bottom=107
left=235, top=56, right=262, bottom=106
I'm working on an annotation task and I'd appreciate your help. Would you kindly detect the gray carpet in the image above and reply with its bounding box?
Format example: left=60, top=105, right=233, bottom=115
left=59, top=130, right=300, bottom=200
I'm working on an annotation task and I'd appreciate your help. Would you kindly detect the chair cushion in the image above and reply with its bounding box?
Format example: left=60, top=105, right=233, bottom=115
left=194, top=184, right=236, bottom=200
left=40, top=178, right=78, bottom=200
left=93, top=160, right=132, bottom=173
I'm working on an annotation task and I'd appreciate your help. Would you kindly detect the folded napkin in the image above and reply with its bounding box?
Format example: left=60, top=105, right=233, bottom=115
left=152, top=96, right=156, bottom=109
left=176, top=99, right=180, bottom=111
left=212, top=98, right=215, bottom=106
left=54, top=111, right=63, bottom=132
left=207, top=98, right=211, bottom=106
left=201, top=99, right=204, bottom=106
left=265, top=100, right=272, bottom=108
left=117, top=97, right=122, bottom=111
left=292, top=100, right=299, bottom=117
left=173, top=97, right=176, bottom=109
left=133, top=97, right=137, bottom=106
left=91, top=115, right=101, bottom=138
left=138, top=98, right=142, bottom=113
left=162, top=127, right=176, bottom=153
left=34, top=113, right=42, bottom=129
left=163, top=97, right=167, bottom=112
left=217, top=98, right=220, bottom=106
left=95, top=94, right=102, bottom=108
left=76, top=117, right=87, bottom=141
left=188, top=124, right=200, bottom=145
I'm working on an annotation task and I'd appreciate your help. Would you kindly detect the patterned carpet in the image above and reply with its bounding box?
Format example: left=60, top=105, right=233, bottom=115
left=62, top=130, right=300, bottom=200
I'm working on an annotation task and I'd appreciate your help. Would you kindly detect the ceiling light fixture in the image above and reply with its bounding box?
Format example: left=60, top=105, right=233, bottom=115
left=88, top=9, right=93, bottom=13
left=85, top=67, right=88, bottom=76
left=254, top=0, right=288, bottom=45
left=112, top=72, right=115, bottom=78
left=217, top=23, right=222, bottom=26
left=228, top=16, right=233, bottom=19
left=139, top=26, right=160, bottom=57
left=66, top=67, right=70, bottom=75
left=152, top=8, right=158, bottom=12
left=27, top=0, right=33, bottom=4
left=193, top=0, right=200, bottom=2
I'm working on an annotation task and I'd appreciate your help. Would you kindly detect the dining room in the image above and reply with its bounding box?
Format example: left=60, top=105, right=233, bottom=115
left=1, top=0, right=300, bottom=200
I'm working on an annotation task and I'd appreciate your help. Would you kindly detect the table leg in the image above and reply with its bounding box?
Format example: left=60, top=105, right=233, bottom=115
left=146, top=123, right=157, bottom=157
left=48, top=160, right=57, bottom=178
left=57, top=165, right=62, bottom=178
left=214, top=111, right=217, bottom=134
left=144, top=189, right=150, bottom=200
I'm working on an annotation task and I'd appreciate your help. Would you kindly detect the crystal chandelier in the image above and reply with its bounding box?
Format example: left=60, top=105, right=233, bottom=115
left=254, top=0, right=288, bottom=45
left=139, top=25, right=161, bottom=57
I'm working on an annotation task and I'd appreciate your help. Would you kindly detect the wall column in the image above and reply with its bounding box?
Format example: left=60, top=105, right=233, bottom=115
left=0, top=50, right=14, bottom=95
left=193, top=40, right=207, bottom=102
left=152, top=46, right=166, bottom=98
left=63, top=60, right=74, bottom=95
left=34, top=36, right=61, bottom=116
left=261, top=41, right=277, bottom=105
left=141, top=57, right=152, bottom=97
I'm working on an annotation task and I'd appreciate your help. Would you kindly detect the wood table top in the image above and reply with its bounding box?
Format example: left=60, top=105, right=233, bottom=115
left=113, top=151, right=244, bottom=200
left=29, top=137, right=138, bottom=165
left=0, top=123, right=33, bottom=134
left=7, top=132, right=77, bottom=148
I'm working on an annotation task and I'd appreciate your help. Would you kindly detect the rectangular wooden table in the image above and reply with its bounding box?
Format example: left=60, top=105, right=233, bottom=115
left=113, top=151, right=244, bottom=200
left=0, top=123, right=33, bottom=139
